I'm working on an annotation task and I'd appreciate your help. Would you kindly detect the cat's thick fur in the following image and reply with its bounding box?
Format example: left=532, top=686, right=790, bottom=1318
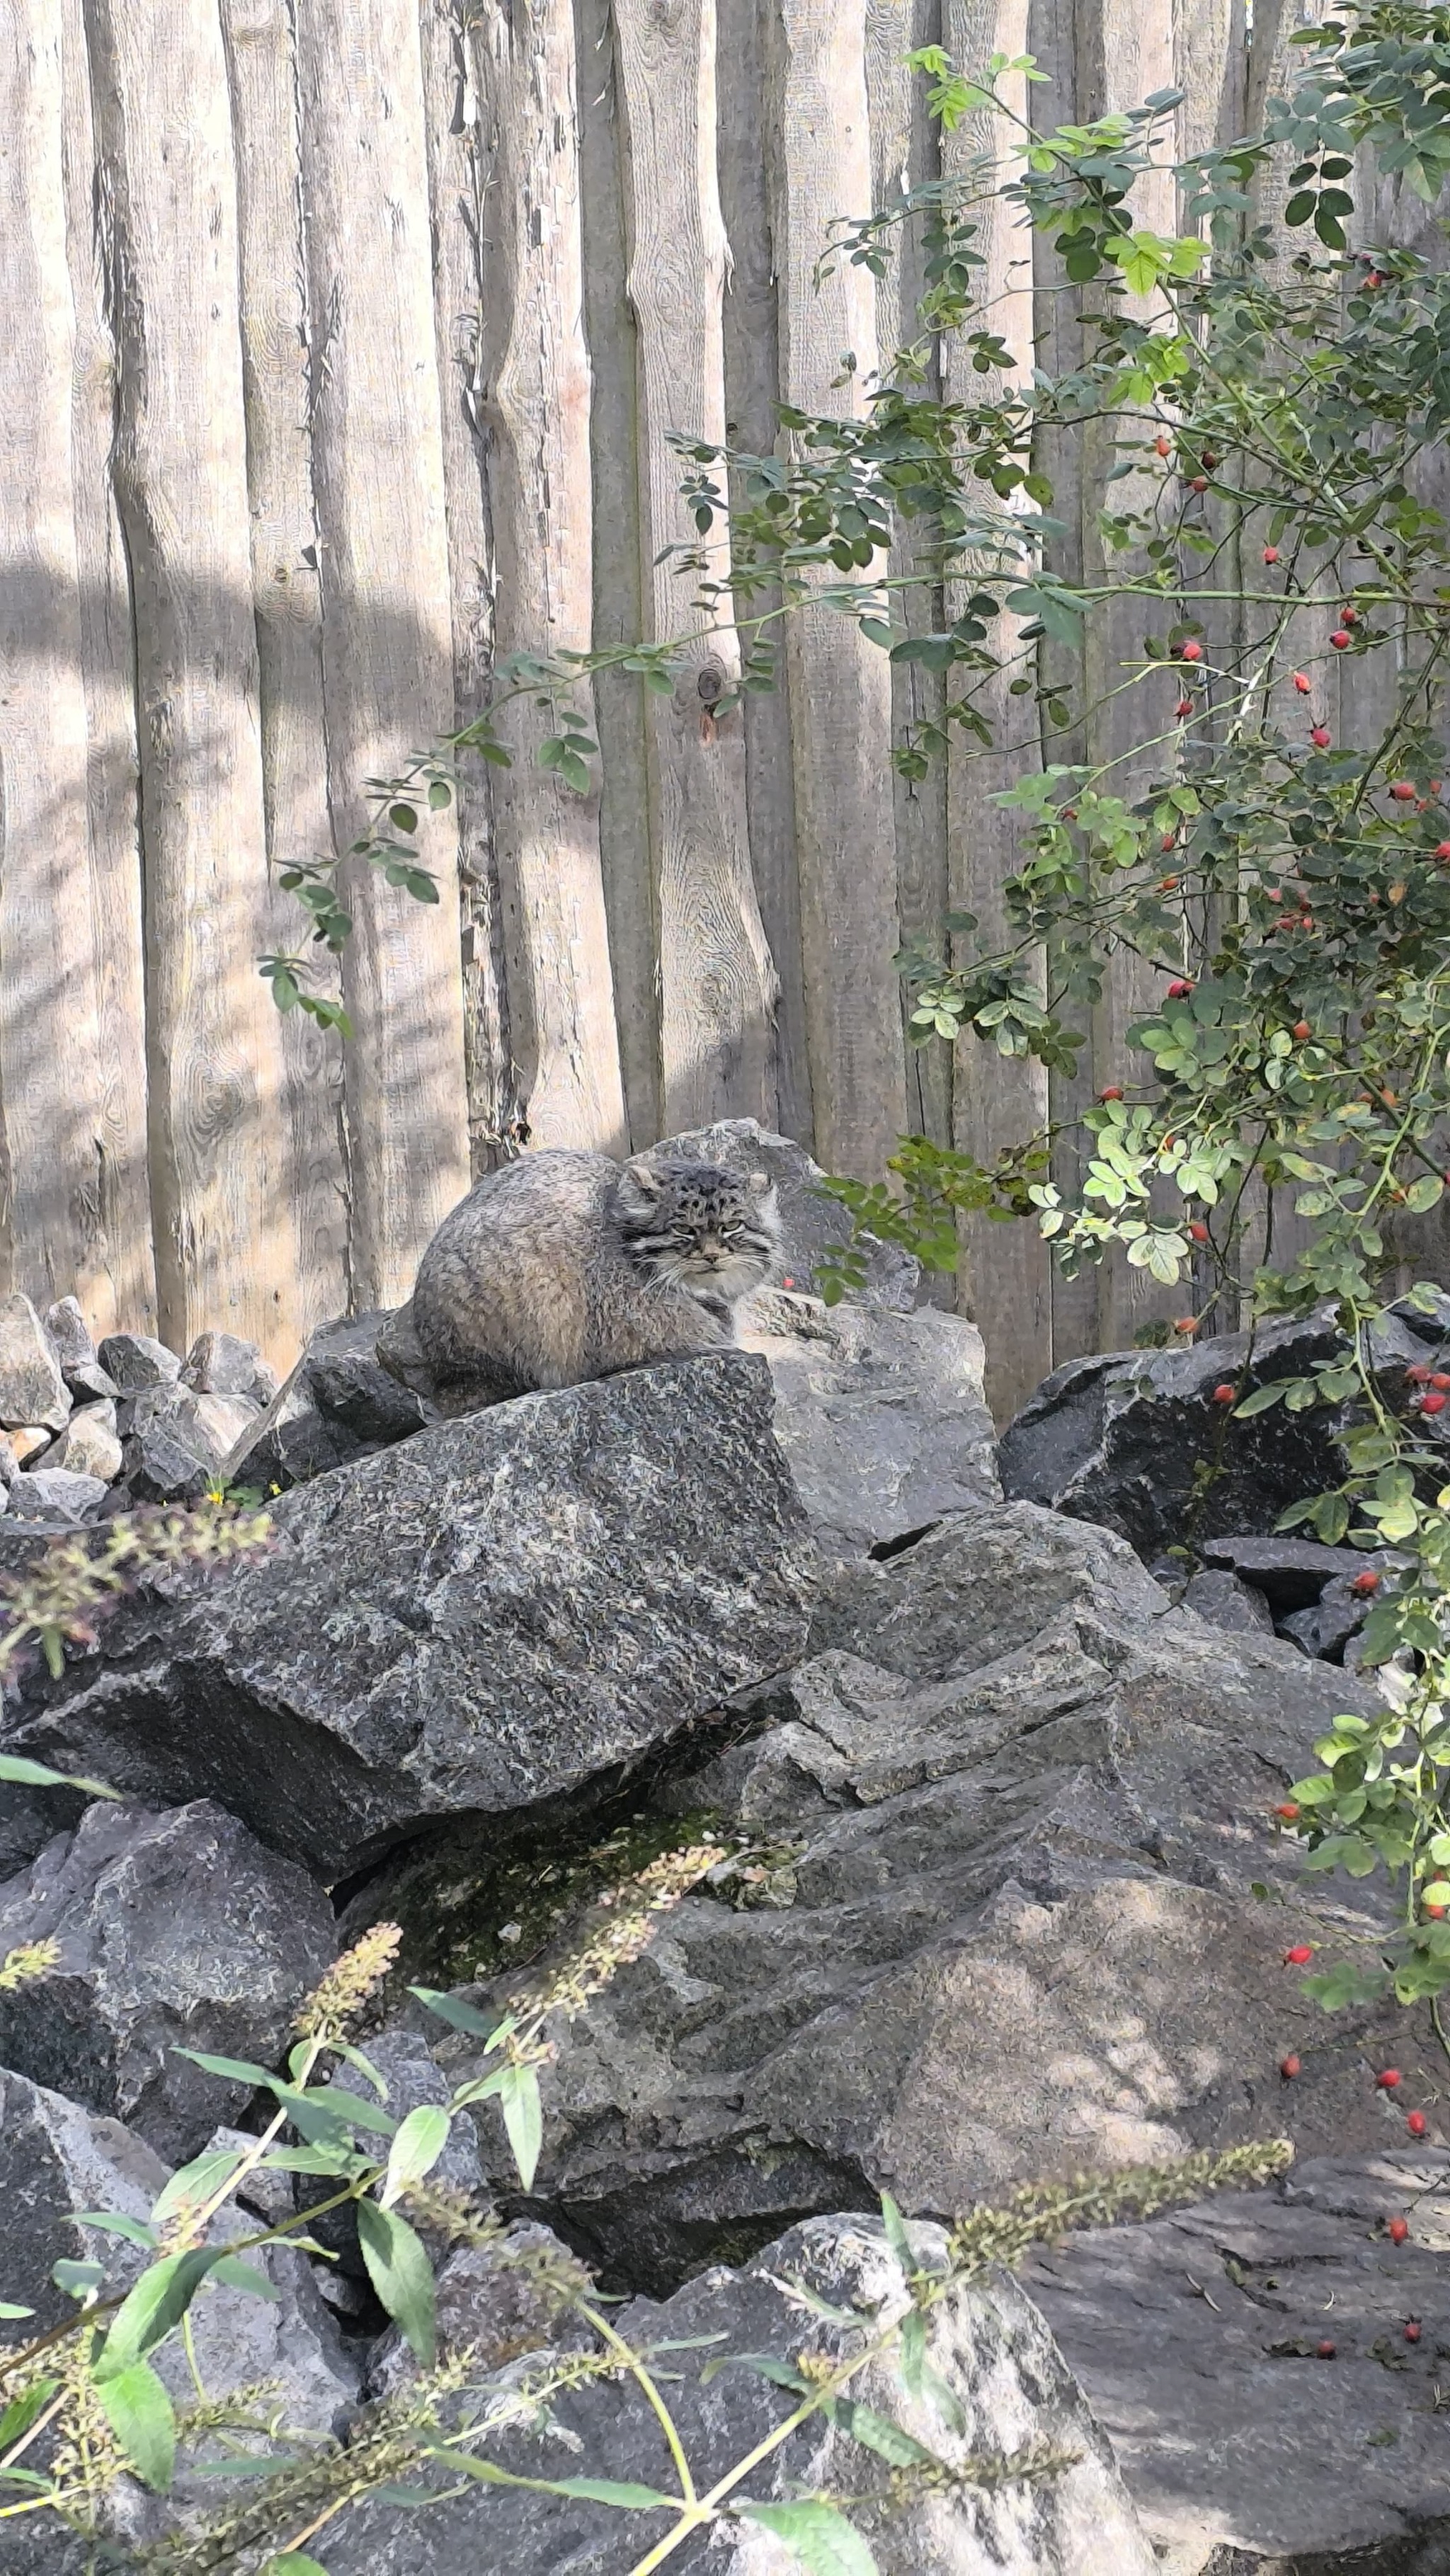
left=411, top=1149, right=781, bottom=1401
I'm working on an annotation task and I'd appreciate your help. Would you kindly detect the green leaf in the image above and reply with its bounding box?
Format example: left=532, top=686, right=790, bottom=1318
left=0, top=1753, right=120, bottom=1800
left=96, top=2361, right=176, bottom=2492
left=52, top=2259, right=105, bottom=2300
left=77, top=2213, right=157, bottom=2249
left=94, top=2250, right=217, bottom=2382
left=1405, top=1175, right=1444, bottom=1214
left=498, top=2061, right=543, bottom=2192
left=356, top=2199, right=436, bottom=2366
left=702, top=2352, right=813, bottom=2394
left=264, top=2559, right=333, bottom=2575
left=150, top=2148, right=244, bottom=2229
left=428, top=779, right=453, bottom=808
left=736, top=2500, right=880, bottom=2575
left=828, top=2397, right=934, bottom=2468
left=410, top=1986, right=506, bottom=2044
left=171, top=2048, right=277, bottom=2088
left=879, top=2192, right=917, bottom=2275
left=1233, top=1383, right=1286, bottom=1416
left=0, top=2304, right=34, bottom=2323
left=388, top=803, right=418, bottom=833
left=0, top=2381, right=55, bottom=2449
left=549, top=2478, right=677, bottom=2508
left=208, top=2257, right=281, bottom=2301
left=381, top=2104, right=451, bottom=2209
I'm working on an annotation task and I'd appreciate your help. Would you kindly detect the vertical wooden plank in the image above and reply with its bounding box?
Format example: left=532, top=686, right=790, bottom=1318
left=471, top=0, right=627, bottom=1157
left=294, top=0, right=471, bottom=1308
left=81, top=0, right=305, bottom=1362
left=866, top=0, right=952, bottom=1164
left=573, top=0, right=661, bottom=1150
left=942, top=0, right=1054, bottom=1419
left=219, top=0, right=350, bottom=1344
left=416, top=0, right=518, bottom=1174
left=718, top=0, right=811, bottom=1147
left=610, top=0, right=780, bottom=1135
left=0, top=0, right=130, bottom=1327
left=57, top=0, right=155, bottom=1336
left=768, top=0, right=908, bottom=1179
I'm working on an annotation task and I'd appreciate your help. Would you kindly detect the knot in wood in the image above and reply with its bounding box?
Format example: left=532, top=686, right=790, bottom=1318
left=696, top=662, right=724, bottom=707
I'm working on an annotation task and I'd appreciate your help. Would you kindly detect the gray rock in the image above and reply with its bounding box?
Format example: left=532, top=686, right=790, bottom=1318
left=374, top=1297, right=443, bottom=1402
left=427, top=1502, right=1444, bottom=2293
left=1279, top=1567, right=1381, bottom=1661
left=42, top=1298, right=98, bottom=1383
left=0, top=1799, right=336, bottom=2160
left=323, top=2211, right=1156, bottom=2576
left=48, top=1399, right=122, bottom=1484
left=365, top=2221, right=590, bottom=2400
left=1023, top=2148, right=1450, bottom=2573
left=223, top=1309, right=439, bottom=1492
left=1181, top=1568, right=1276, bottom=1635
left=118, top=1380, right=236, bottom=1502
left=4, top=1353, right=814, bottom=1881
left=660, top=1116, right=920, bottom=1311
left=97, top=1330, right=182, bottom=1390
left=998, top=1306, right=1433, bottom=1559
left=0, top=2068, right=356, bottom=2569
left=181, top=1328, right=278, bottom=1407
left=0, top=1295, right=70, bottom=1433
left=738, top=1288, right=999, bottom=1562
left=1199, top=1531, right=1378, bottom=1610
left=16, top=1467, right=107, bottom=1523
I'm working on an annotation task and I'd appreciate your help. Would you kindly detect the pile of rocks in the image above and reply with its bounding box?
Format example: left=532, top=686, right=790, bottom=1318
left=0, top=1296, right=277, bottom=1525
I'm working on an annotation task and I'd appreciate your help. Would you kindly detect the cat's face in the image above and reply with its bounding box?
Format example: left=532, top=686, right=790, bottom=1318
left=613, top=1158, right=780, bottom=1300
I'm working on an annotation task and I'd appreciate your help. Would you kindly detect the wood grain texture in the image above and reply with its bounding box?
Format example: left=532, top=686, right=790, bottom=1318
left=219, top=0, right=349, bottom=1346
left=472, top=0, right=627, bottom=1158
left=768, top=0, right=907, bottom=1179
left=611, top=0, right=780, bottom=1135
left=417, top=0, right=515, bottom=1178
left=942, top=0, right=1053, bottom=1419
left=57, top=0, right=154, bottom=1334
left=294, top=0, right=470, bottom=1307
left=0, top=0, right=127, bottom=1326
left=81, top=0, right=303, bottom=1362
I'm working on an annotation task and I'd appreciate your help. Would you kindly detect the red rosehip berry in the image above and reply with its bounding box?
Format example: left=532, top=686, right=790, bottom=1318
left=1172, top=1317, right=1198, bottom=1334
left=1432, top=1373, right=1450, bottom=1390
left=1167, top=978, right=1194, bottom=997
left=1405, top=2320, right=1422, bottom=2342
left=1389, top=2216, right=1410, bottom=2243
left=1284, top=1941, right=1314, bottom=1960
left=1099, top=1085, right=1124, bottom=1101
left=1162, top=832, right=1177, bottom=850
left=1175, top=697, right=1194, bottom=717
left=1263, top=546, right=1280, bottom=563
left=1213, top=1383, right=1237, bottom=1405
left=1188, top=1220, right=1209, bottom=1243
left=1293, top=1019, right=1312, bottom=1039
left=1365, top=270, right=1383, bottom=287
left=1310, top=726, right=1331, bottom=748
left=1281, top=2054, right=1302, bottom=2079
left=1293, top=672, right=1312, bottom=693
left=1317, top=2338, right=1337, bottom=2358
left=1378, top=2069, right=1403, bottom=2089
left=1180, top=639, right=1204, bottom=661
left=1351, top=1570, right=1380, bottom=1596
left=1435, top=842, right=1450, bottom=859
left=1427, top=1901, right=1447, bottom=1918
left=1408, top=2110, right=1429, bottom=2136
left=1276, top=1810, right=1303, bottom=1828
left=1341, top=607, right=1358, bottom=625
left=1159, top=874, right=1180, bottom=891
left=1391, top=780, right=1417, bottom=799
left=1422, top=1393, right=1446, bottom=1414
left=1408, top=1363, right=1432, bottom=1384
left=1155, top=433, right=1171, bottom=457
left=1189, top=476, right=1209, bottom=492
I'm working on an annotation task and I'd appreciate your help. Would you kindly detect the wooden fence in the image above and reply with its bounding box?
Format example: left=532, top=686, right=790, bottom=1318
left=0, top=0, right=1419, bottom=1415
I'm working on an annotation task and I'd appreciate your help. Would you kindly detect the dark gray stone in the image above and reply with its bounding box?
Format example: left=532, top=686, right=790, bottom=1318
left=48, top=1399, right=122, bottom=1484
left=738, top=1287, right=999, bottom=1562
left=15, top=1467, right=108, bottom=1523
left=423, top=1502, right=1446, bottom=2294
left=0, top=1296, right=70, bottom=1433
left=0, top=1799, right=335, bottom=2160
left=97, top=1331, right=182, bottom=1391
left=1024, top=2148, right=1450, bottom=2574
left=998, top=1307, right=1433, bottom=1559
left=222, top=1309, right=439, bottom=1492
left=322, top=2211, right=1156, bottom=2576
left=1199, top=1533, right=1376, bottom=1610
left=1280, top=1567, right=1384, bottom=1661
left=660, top=1117, right=920, bottom=1311
left=365, top=2221, right=591, bottom=2400
left=3, top=1354, right=814, bottom=1881
left=42, top=1298, right=99, bottom=1387
left=1181, top=1568, right=1276, bottom=1635
left=180, top=1328, right=278, bottom=1407
left=118, top=1381, right=239, bottom=1502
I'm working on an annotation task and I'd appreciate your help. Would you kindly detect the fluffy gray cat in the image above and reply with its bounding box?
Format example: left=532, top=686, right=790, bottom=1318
left=411, top=1148, right=781, bottom=1402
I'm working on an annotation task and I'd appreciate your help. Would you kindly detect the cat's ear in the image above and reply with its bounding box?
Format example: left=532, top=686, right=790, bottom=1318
left=748, top=1169, right=772, bottom=1196
left=617, top=1160, right=664, bottom=1211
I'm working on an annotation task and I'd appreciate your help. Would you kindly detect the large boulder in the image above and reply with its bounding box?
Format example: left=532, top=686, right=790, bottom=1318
left=223, top=1308, right=440, bottom=1492
left=320, top=2210, right=1157, bottom=2576
left=426, top=1502, right=1444, bottom=2292
left=739, top=1287, right=999, bottom=1563
left=1024, top=2147, right=1450, bottom=2572
left=0, top=1799, right=336, bottom=2159
left=1, top=1354, right=814, bottom=1881
left=998, top=1304, right=1439, bottom=1557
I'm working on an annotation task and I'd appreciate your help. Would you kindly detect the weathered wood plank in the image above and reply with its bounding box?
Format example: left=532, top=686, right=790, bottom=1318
left=718, top=0, right=810, bottom=1147
left=219, top=0, right=349, bottom=1346
left=0, top=0, right=130, bottom=1327
left=942, top=0, right=1054, bottom=1419
left=611, top=0, right=780, bottom=1135
left=472, top=0, right=627, bottom=1159
left=57, top=0, right=156, bottom=1333
left=81, top=0, right=304, bottom=1361
left=768, top=0, right=908, bottom=1179
left=294, top=0, right=470, bottom=1307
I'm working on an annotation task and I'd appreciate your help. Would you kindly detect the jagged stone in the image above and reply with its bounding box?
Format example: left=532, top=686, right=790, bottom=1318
left=998, top=1306, right=1433, bottom=1559
left=181, top=1328, right=278, bottom=1407
left=1180, top=1567, right=1276, bottom=1635
left=1199, top=1531, right=1381, bottom=1610
left=97, top=1331, right=182, bottom=1391
left=1280, top=1568, right=1379, bottom=1661
left=738, top=1287, right=999, bottom=1562
left=0, top=1799, right=336, bottom=2160
left=43, top=1297, right=98, bottom=1383
left=324, top=2212, right=1155, bottom=2576
left=16, top=1467, right=107, bottom=1523
left=4, top=1426, right=52, bottom=1467
left=0, top=1295, right=70, bottom=1433
left=223, top=1310, right=439, bottom=1492
left=1024, top=2148, right=1450, bottom=2573
left=4, top=1353, right=814, bottom=1882
left=365, top=2221, right=590, bottom=2401
left=49, top=1399, right=122, bottom=1484
left=118, top=1381, right=236, bottom=1503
